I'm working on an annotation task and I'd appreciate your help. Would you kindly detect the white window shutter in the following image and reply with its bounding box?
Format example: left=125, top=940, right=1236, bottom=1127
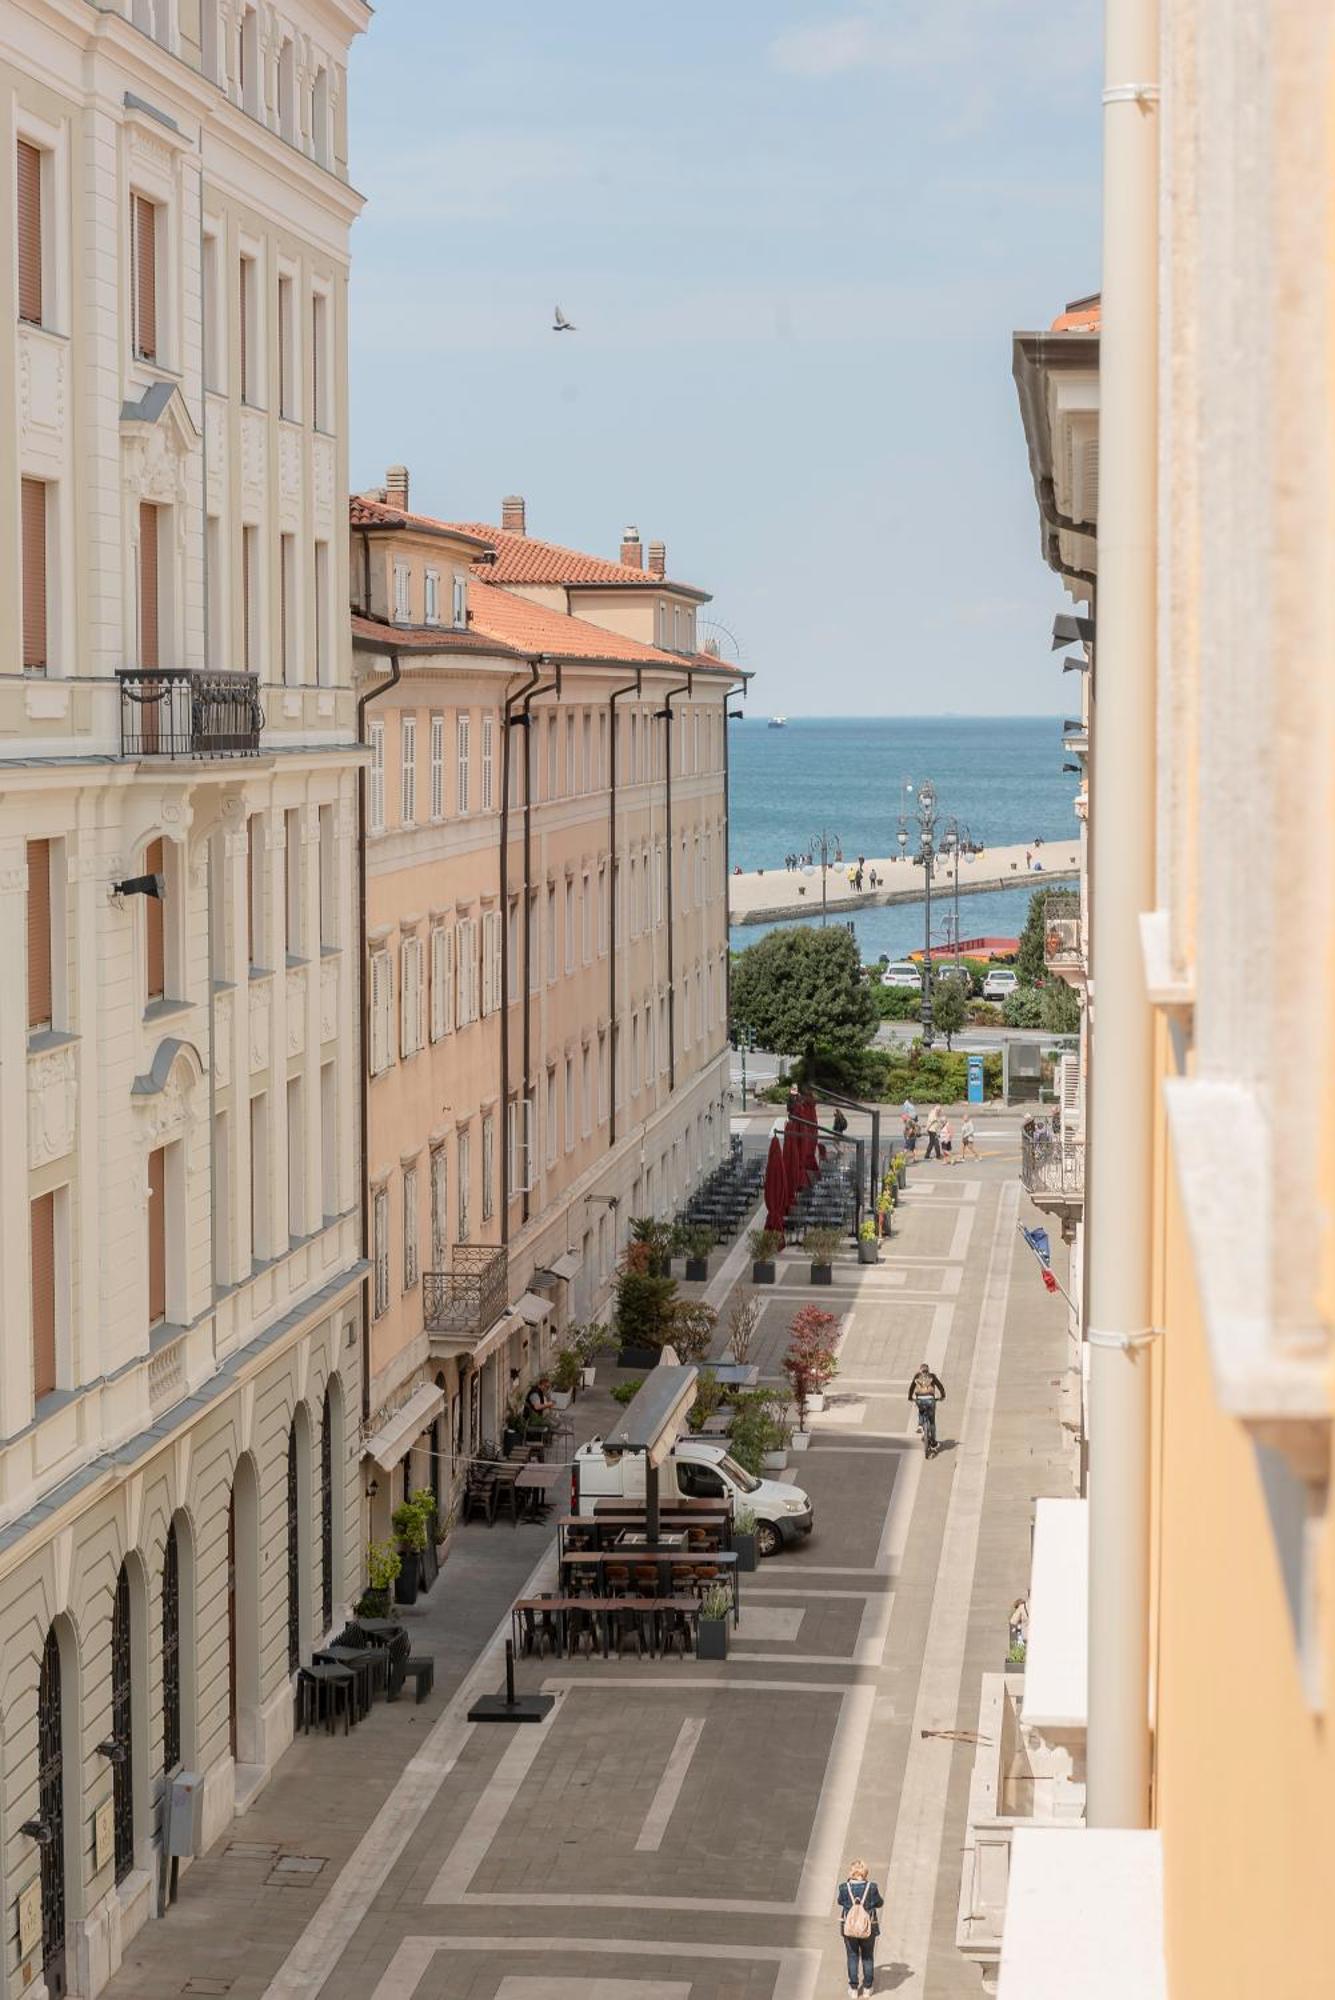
left=400, top=941, right=412, bottom=1055
left=430, top=927, right=446, bottom=1041
left=413, top=937, right=425, bottom=1052
left=455, top=919, right=468, bottom=1026
left=443, top=926, right=455, bottom=1032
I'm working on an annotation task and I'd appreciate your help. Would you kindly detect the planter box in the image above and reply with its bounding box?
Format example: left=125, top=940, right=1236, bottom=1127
left=809, top=1264, right=833, bottom=1286
left=805, top=1392, right=825, bottom=1415
left=617, top=1346, right=661, bottom=1371
left=696, top=1616, right=729, bottom=1661
left=685, top=1257, right=709, bottom=1283
left=393, top=1551, right=421, bottom=1607
left=550, top=1389, right=574, bottom=1410
left=897, top=1167, right=907, bottom=1190
left=789, top=1431, right=811, bottom=1451
left=580, top=1366, right=597, bottom=1389
left=419, top=1536, right=439, bottom=1591
left=734, top=1531, right=758, bottom=1573
left=857, top=1240, right=879, bottom=1265
left=761, top=1450, right=788, bottom=1472
left=752, top=1260, right=776, bottom=1285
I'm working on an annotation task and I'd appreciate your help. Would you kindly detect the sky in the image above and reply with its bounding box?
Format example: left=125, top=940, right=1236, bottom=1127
left=347, top=1, right=1103, bottom=717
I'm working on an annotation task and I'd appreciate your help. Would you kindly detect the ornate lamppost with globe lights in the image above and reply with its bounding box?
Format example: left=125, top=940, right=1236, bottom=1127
left=898, top=779, right=938, bottom=1046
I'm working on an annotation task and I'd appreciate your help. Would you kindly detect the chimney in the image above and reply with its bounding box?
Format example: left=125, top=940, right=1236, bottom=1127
left=385, top=464, right=409, bottom=512
left=619, top=525, right=643, bottom=569
left=647, top=540, right=666, bottom=578
left=501, top=494, right=526, bottom=533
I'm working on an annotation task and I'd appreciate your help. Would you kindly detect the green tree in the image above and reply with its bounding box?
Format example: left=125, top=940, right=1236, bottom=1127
left=931, top=972, right=968, bottom=1049
left=1002, top=986, right=1044, bottom=1028
left=1040, top=980, right=1082, bottom=1034
left=730, top=925, right=877, bottom=1065
left=1015, top=890, right=1048, bottom=986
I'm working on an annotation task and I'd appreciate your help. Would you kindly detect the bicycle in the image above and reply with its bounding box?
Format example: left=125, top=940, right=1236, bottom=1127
left=915, top=1394, right=939, bottom=1458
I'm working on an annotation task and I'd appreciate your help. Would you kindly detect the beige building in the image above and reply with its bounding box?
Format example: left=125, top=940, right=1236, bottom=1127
left=350, top=478, right=740, bottom=1539
left=0, top=1, right=369, bottom=1993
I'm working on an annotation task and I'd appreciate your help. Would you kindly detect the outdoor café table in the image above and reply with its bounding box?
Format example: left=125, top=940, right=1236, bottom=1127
left=558, top=1546, right=739, bottom=1621
left=512, top=1594, right=700, bottom=1661
left=515, top=1460, right=568, bottom=1520
left=586, top=1501, right=735, bottom=1550
left=616, top=1528, right=688, bottom=1550
left=711, top=1365, right=760, bottom=1390
left=313, top=1644, right=382, bottom=1719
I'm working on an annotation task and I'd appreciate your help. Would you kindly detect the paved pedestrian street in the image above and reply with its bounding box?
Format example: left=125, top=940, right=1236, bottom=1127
left=103, top=1123, right=1073, bottom=2000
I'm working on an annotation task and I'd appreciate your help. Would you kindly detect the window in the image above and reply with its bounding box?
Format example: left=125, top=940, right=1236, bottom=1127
left=545, top=1069, right=557, bottom=1168
left=429, top=715, right=444, bottom=819
left=250, top=1093, right=270, bottom=1263
left=597, top=864, right=608, bottom=955
left=278, top=272, right=296, bottom=418
left=21, top=476, right=48, bottom=674
left=452, top=573, right=467, bottom=627
left=582, top=712, right=592, bottom=792
left=456, top=714, right=471, bottom=811
left=598, top=711, right=607, bottom=788
left=481, top=1114, right=494, bottom=1223
left=145, top=837, right=165, bottom=1001
left=368, top=719, right=385, bottom=833
left=429, top=1144, right=448, bottom=1268
left=565, top=713, right=576, bottom=794
left=581, top=872, right=591, bottom=964
left=455, top=917, right=480, bottom=1027
left=457, top=1127, right=471, bottom=1242
left=138, top=501, right=161, bottom=673
left=631, top=1013, right=640, bottom=1095
left=31, top=1189, right=57, bottom=1399
left=311, top=289, right=329, bottom=430
left=239, top=6, right=260, bottom=115
left=424, top=570, right=440, bottom=625
left=402, top=1164, right=419, bottom=1289
left=565, top=1060, right=575, bottom=1153
left=206, top=514, right=223, bottom=668
left=481, top=713, right=495, bottom=809
left=400, top=714, right=417, bottom=825
left=246, top=814, right=264, bottom=968
left=400, top=934, right=424, bottom=1056
left=239, top=252, right=259, bottom=404
left=202, top=228, right=221, bottom=388
left=546, top=885, right=557, bottom=983
left=546, top=713, right=558, bottom=799
left=372, top=1185, right=389, bottom=1316
left=368, top=949, right=393, bottom=1074
left=147, top=1145, right=167, bottom=1324
left=430, top=925, right=454, bottom=1040
left=314, top=539, right=330, bottom=685
left=320, top=1061, right=336, bottom=1218
left=564, top=878, right=575, bottom=974
left=481, top=910, right=502, bottom=1017
left=628, top=856, right=638, bottom=941
left=507, top=899, right=519, bottom=1003
left=279, top=534, right=296, bottom=684
left=317, top=805, right=336, bottom=951
left=131, top=192, right=158, bottom=361
left=242, top=524, right=259, bottom=674
left=27, top=839, right=53, bottom=1032
left=278, top=37, right=297, bottom=140
left=598, top=1029, right=608, bottom=1120
left=17, top=139, right=44, bottom=327
left=528, top=892, right=539, bottom=993
left=312, top=65, right=330, bottom=167
left=393, top=563, right=411, bottom=622
left=286, top=1075, right=305, bottom=1240
left=582, top=1046, right=592, bottom=1137
left=508, top=1096, right=533, bottom=1195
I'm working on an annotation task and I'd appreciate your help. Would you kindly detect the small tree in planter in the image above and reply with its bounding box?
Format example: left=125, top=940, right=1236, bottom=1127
left=629, top=1216, right=675, bottom=1277
left=733, top=1507, right=759, bottom=1573
left=892, top=1150, right=908, bottom=1191
left=725, top=1287, right=761, bottom=1365
left=571, top=1319, right=615, bottom=1387
left=551, top=1347, right=582, bottom=1407
left=696, top=1581, right=732, bottom=1659
left=857, top=1218, right=880, bottom=1264
left=357, top=1538, right=401, bottom=1618
left=685, top=1368, right=724, bottom=1434
left=682, top=1224, right=715, bottom=1284
left=783, top=1304, right=839, bottom=1430
left=615, top=1242, right=678, bottom=1365
left=805, top=1226, right=842, bottom=1287
left=749, top=1226, right=781, bottom=1285
left=391, top=1500, right=429, bottom=1605
left=665, top=1297, right=718, bottom=1365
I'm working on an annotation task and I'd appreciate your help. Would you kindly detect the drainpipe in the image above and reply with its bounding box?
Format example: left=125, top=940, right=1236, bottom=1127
left=356, top=647, right=400, bottom=1422
left=720, top=673, right=747, bottom=1041
left=607, top=673, right=642, bottom=1145
left=1085, top=0, right=1158, bottom=1830
left=499, top=661, right=542, bottom=1244
left=658, top=676, right=692, bottom=1092
left=521, top=667, right=558, bottom=1225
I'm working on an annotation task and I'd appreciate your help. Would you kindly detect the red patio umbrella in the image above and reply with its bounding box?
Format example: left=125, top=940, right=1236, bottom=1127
left=764, top=1132, right=789, bottom=1240
left=781, top=1116, right=803, bottom=1207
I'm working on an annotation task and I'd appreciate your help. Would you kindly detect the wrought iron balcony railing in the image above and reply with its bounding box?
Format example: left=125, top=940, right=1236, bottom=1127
left=423, top=1245, right=509, bottom=1343
left=118, top=668, right=264, bottom=758
left=1020, top=1128, right=1085, bottom=1207
left=1042, top=889, right=1085, bottom=980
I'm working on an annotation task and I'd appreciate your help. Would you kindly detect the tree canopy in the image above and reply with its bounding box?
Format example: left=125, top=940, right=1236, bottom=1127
left=730, top=925, right=877, bottom=1064
left=931, top=971, right=968, bottom=1048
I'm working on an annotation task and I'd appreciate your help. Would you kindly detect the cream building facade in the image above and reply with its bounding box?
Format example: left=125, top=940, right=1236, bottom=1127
left=0, top=1, right=369, bottom=1994
left=350, top=479, right=740, bottom=1539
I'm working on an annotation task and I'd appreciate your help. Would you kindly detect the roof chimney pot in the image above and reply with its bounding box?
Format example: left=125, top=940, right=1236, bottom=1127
left=501, top=495, right=526, bottom=533
left=385, top=465, right=409, bottom=511
left=647, top=540, right=666, bottom=578
left=620, top=525, right=643, bottom=569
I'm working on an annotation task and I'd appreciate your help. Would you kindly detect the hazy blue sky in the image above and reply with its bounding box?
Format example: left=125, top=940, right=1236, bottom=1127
left=348, top=2, right=1102, bottom=716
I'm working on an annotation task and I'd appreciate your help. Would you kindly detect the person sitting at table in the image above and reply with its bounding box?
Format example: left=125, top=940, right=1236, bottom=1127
left=524, top=1376, right=555, bottom=1424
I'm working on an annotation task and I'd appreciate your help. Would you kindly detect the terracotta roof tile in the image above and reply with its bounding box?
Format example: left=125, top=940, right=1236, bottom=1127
left=349, top=496, right=495, bottom=550
left=466, top=581, right=685, bottom=666
left=351, top=611, right=514, bottom=657
left=441, top=520, right=709, bottom=600
left=1051, top=294, right=1101, bottom=333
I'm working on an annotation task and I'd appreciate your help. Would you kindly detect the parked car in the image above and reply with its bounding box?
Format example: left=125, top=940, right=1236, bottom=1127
left=571, top=1439, right=813, bottom=1558
left=982, top=967, right=1019, bottom=1000
left=881, top=961, right=923, bottom=990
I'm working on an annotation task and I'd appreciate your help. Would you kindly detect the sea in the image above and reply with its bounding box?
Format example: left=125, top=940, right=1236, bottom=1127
left=727, top=715, right=1078, bottom=962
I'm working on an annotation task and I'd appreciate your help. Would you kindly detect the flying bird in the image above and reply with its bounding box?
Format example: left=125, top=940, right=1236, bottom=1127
left=552, top=306, right=577, bottom=332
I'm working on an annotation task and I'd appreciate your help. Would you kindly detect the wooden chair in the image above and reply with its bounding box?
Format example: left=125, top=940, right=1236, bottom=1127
left=604, top=1564, right=631, bottom=1596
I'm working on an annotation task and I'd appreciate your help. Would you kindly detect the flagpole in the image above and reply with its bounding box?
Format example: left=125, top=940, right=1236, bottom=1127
left=1016, top=1222, right=1080, bottom=1321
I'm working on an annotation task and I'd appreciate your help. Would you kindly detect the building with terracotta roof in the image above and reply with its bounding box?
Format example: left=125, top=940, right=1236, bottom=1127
left=349, top=472, right=744, bottom=1537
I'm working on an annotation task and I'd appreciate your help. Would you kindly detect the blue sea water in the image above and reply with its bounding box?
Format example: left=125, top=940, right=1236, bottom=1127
left=727, top=716, right=1078, bottom=961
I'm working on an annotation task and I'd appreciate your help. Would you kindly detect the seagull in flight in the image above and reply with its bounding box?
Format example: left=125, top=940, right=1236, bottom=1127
left=552, top=305, right=577, bottom=332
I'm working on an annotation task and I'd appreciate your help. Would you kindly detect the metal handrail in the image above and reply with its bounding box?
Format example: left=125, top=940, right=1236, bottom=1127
left=1020, top=1127, right=1085, bottom=1198
left=118, top=668, right=264, bottom=758
left=423, top=1245, right=509, bottom=1339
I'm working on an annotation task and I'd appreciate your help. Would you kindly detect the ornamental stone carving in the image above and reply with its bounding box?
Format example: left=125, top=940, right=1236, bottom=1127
left=287, top=966, right=306, bottom=1055
left=240, top=406, right=266, bottom=511
left=214, top=990, right=233, bottom=1086
left=250, top=989, right=271, bottom=1073
left=28, top=1042, right=77, bottom=1169
left=320, top=956, right=338, bottom=1043
left=279, top=426, right=302, bottom=520
left=312, top=432, right=334, bottom=521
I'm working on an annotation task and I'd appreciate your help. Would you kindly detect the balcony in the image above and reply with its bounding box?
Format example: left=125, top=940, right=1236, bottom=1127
left=424, top=1245, right=509, bottom=1345
left=118, top=668, right=264, bottom=759
left=1021, top=1127, right=1084, bottom=1224
left=1042, top=889, right=1086, bottom=985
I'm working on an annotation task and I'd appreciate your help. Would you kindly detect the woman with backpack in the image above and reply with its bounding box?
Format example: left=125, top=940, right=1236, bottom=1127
left=836, top=1858, right=883, bottom=1995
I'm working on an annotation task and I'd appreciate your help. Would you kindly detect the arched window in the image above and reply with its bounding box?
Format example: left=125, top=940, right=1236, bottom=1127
left=320, top=1383, right=333, bottom=1630
left=162, top=1521, right=181, bottom=1773
left=37, top=1625, right=66, bottom=1993
left=287, top=1421, right=300, bottom=1673
left=112, top=1562, right=134, bottom=1882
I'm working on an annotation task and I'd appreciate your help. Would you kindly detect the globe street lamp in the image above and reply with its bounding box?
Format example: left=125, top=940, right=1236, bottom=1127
left=898, top=778, right=939, bottom=1046
left=809, top=828, right=841, bottom=926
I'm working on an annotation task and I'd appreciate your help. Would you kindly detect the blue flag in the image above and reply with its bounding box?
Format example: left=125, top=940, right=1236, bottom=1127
left=1022, top=1226, right=1052, bottom=1268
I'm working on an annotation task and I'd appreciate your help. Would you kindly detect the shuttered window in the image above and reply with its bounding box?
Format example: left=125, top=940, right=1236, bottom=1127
left=145, top=837, right=165, bottom=1001
left=368, top=720, right=385, bottom=833
left=481, top=713, right=495, bottom=809
left=400, top=715, right=417, bottom=825
left=430, top=925, right=454, bottom=1041
left=132, top=193, right=157, bottom=361
left=31, top=1192, right=57, bottom=1399
left=147, top=1146, right=167, bottom=1326
left=239, top=254, right=251, bottom=403
left=27, top=838, right=52, bottom=1031
left=139, top=502, right=159, bottom=670
left=280, top=534, right=293, bottom=684
left=21, top=476, right=47, bottom=673
left=402, top=1164, right=418, bottom=1290
left=242, top=526, right=253, bottom=672
left=429, top=715, right=445, bottom=819
left=400, top=935, right=424, bottom=1057
left=369, top=950, right=393, bottom=1075
left=457, top=714, right=470, bottom=812
left=17, top=140, right=43, bottom=326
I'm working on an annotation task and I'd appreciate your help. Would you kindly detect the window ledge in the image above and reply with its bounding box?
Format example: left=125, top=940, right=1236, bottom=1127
left=248, top=965, right=274, bottom=983
left=1139, top=910, right=1194, bottom=1011
left=143, top=997, right=193, bottom=1026
left=286, top=953, right=308, bottom=970
left=27, top=1028, right=78, bottom=1055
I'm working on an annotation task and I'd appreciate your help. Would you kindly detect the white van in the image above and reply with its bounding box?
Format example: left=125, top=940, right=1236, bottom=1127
left=571, top=1439, right=813, bottom=1558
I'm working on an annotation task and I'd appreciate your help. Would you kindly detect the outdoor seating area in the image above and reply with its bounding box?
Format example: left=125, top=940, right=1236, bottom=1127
left=782, top=1154, right=858, bottom=1241
left=512, top=1592, right=701, bottom=1661
left=462, top=1437, right=568, bottom=1527
left=296, top=1617, right=422, bottom=1734
left=673, top=1137, right=764, bottom=1245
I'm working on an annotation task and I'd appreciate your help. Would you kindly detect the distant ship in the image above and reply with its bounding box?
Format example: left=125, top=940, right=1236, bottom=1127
left=768, top=715, right=787, bottom=729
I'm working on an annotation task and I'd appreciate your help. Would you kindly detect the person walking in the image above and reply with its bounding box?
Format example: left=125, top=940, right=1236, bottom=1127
left=924, top=1105, right=944, bottom=1160
left=940, top=1118, right=954, bottom=1162
left=961, top=1114, right=978, bottom=1160
left=836, top=1859, right=883, bottom=1996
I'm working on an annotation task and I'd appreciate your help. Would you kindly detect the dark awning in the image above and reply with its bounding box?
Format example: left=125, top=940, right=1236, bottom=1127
left=601, top=1365, right=698, bottom=1469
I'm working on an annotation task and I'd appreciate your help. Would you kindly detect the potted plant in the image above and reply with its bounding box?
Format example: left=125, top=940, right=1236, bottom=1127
left=783, top=1304, right=839, bottom=1431
left=696, top=1581, right=732, bottom=1660
left=876, top=1187, right=894, bottom=1239
left=725, top=1288, right=760, bottom=1365
left=391, top=1500, right=429, bottom=1605
left=805, top=1226, right=841, bottom=1287
left=893, top=1150, right=908, bottom=1191
left=409, top=1488, right=441, bottom=1588
left=749, top=1226, right=781, bottom=1285
left=682, top=1224, right=714, bottom=1284
left=551, top=1347, right=581, bottom=1407
left=610, top=1376, right=646, bottom=1406
left=572, top=1319, right=614, bottom=1388
left=665, top=1297, right=718, bottom=1365
left=1006, top=1641, right=1027, bottom=1673
left=630, top=1215, right=675, bottom=1277
left=733, top=1506, right=759, bottom=1573
left=685, top=1367, right=723, bottom=1434
left=615, top=1243, right=677, bottom=1366
left=356, top=1538, right=401, bottom=1618
left=857, top=1218, right=880, bottom=1265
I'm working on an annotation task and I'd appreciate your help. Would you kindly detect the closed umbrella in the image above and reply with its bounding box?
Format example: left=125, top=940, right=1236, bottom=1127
left=781, top=1116, right=803, bottom=1210
left=764, top=1132, right=789, bottom=1240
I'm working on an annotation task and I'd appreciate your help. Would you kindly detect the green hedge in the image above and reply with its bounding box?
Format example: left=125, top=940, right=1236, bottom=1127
left=793, top=1045, right=1003, bottom=1104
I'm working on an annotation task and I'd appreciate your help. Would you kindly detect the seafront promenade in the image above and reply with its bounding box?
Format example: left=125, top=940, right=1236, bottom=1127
left=729, top=839, right=1081, bottom=924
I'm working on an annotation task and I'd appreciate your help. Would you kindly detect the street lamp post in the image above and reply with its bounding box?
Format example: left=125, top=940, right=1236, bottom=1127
left=735, top=1021, right=756, bottom=1110
left=809, top=828, right=841, bottom=926
left=898, top=778, right=938, bottom=1046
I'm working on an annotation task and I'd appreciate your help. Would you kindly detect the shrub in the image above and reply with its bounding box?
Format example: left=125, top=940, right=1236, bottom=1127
left=1002, top=987, right=1045, bottom=1028
left=698, top=1582, right=732, bottom=1622
left=629, top=1216, right=676, bottom=1277
left=682, top=1223, right=715, bottom=1263
left=805, top=1226, right=842, bottom=1267
left=725, top=1287, right=761, bottom=1365
left=615, top=1256, right=678, bottom=1351
left=552, top=1347, right=582, bottom=1393
left=858, top=1218, right=878, bottom=1242
left=365, top=1539, right=402, bottom=1592
left=570, top=1319, right=616, bottom=1365
left=748, top=1226, right=782, bottom=1262
left=665, top=1298, right=718, bottom=1365
left=611, top=1377, right=645, bottom=1406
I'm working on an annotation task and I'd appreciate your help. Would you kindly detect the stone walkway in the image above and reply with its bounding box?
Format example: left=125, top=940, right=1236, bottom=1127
left=103, top=1127, right=1073, bottom=2000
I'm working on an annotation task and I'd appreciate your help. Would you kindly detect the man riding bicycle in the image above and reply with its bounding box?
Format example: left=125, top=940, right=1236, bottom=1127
left=908, top=1363, right=945, bottom=1456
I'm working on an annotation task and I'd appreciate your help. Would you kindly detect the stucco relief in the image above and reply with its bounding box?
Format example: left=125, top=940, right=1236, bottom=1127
left=123, top=421, right=189, bottom=508
left=240, top=406, right=266, bottom=511
left=311, top=432, right=334, bottom=523
left=287, top=966, right=306, bottom=1055
left=138, top=1066, right=191, bottom=1148
left=19, top=332, right=66, bottom=442
left=278, top=425, right=302, bottom=523
left=214, top=989, right=233, bottom=1086
left=320, top=956, right=338, bottom=1043
left=28, top=1042, right=77, bottom=1169
left=205, top=400, right=226, bottom=506
left=250, top=988, right=271, bottom=1072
